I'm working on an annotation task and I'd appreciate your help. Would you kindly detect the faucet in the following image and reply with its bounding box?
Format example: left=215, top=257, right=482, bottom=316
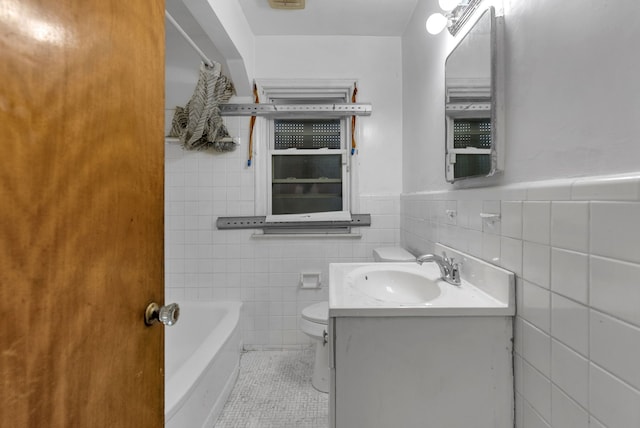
left=416, top=252, right=461, bottom=286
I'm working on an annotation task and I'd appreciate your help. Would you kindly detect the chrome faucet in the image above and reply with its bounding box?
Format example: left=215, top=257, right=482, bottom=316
left=416, top=252, right=461, bottom=286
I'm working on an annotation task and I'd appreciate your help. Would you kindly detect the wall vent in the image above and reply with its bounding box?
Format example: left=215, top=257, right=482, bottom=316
left=268, top=0, right=305, bottom=10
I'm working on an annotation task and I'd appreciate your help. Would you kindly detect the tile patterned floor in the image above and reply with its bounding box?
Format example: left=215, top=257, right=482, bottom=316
left=213, top=349, right=329, bottom=428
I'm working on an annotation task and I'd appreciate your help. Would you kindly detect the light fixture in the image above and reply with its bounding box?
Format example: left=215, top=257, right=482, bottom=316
left=426, top=0, right=481, bottom=36
left=426, top=13, right=448, bottom=35
left=438, top=0, right=459, bottom=12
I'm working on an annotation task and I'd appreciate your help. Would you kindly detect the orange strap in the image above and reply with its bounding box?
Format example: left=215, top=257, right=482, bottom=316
left=351, top=83, right=358, bottom=155
left=248, top=83, right=259, bottom=167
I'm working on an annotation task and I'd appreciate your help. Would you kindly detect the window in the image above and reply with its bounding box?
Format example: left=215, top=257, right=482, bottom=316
left=269, top=117, right=348, bottom=219
left=255, top=80, right=356, bottom=224
left=448, top=117, right=492, bottom=178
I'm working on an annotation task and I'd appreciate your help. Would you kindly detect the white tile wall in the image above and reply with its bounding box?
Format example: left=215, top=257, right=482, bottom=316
left=521, top=280, right=551, bottom=333
left=551, top=385, right=589, bottom=428
left=551, top=294, right=589, bottom=356
left=523, top=242, right=550, bottom=289
left=550, top=202, right=589, bottom=252
left=523, top=202, right=551, bottom=245
left=400, top=172, right=640, bottom=428
left=550, top=248, right=588, bottom=304
left=551, top=339, right=588, bottom=409
left=589, top=364, right=640, bottom=428
left=165, top=116, right=401, bottom=349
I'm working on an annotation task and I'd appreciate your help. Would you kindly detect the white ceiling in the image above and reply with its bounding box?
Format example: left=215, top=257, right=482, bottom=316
left=238, top=0, right=420, bottom=36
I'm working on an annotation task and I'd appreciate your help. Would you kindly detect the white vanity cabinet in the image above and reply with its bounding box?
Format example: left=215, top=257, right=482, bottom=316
left=328, top=243, right=515, bottom=428
left=328, top=315, right=513, bottom=428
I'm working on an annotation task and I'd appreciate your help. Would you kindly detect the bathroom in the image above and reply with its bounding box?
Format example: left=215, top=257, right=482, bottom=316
left=2, top=0, right=638, bottom=426
left=163, top=0, right=640, bottom=427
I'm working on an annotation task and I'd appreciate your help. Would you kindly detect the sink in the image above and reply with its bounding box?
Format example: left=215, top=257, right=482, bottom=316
left=347, top=265, right=441, bottom=304
left=329, top=243, right=516, bottom=317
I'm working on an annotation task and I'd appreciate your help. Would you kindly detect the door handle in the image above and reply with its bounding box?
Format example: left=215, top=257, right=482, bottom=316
left=144, top=302, right=180, bottom=326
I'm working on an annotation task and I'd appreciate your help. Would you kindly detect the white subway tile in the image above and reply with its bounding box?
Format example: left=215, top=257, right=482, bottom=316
left=523, top=360, right=552, bottom=423
left=550, top=248, right=589, bottom=304
left=551, top=339, right=589, bottom=408
left=551, top=293, right=589, bottom=356
left=456, top=199, right=471, bottom=228
left=466, top=228, right=483, bottom=258
left=467, top=200, right=484, bottom=231
left=590, top=310, right=640, bottom=391
left=482, top=232, right=501, bottom=265
left=500, top=236, right=523, bottom=276
left=523, top=202, right=551, bottom=244
left=523, top=401, right=551, bottom=428
left=523, top=242, right=551, bottom=289
left=591, top=202, right=640, bottom=263
left=482, top=200, right=501, bottom=235
left=521, top=280, right=551, bottom=333
left=445, top=200, right=457, bottom=225
left=590, top=256, right=640, bottom=327
left=550, top=202, right=589, bottom=252
left=501, top=201, right=523, bottom=239
left=522, top=320, right=551, bottom=376
left=551, top=385, right=589, bottom=428
left=184, top=172, right=199, bottom=187
left=589, top=363, right=640, bottom=428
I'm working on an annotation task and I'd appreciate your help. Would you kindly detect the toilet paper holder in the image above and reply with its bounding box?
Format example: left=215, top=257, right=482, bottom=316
left=300, top=272, right=321, bottom=289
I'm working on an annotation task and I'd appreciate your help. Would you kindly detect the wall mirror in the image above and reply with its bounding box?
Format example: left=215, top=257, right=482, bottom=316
left=445, top=7, right=502, bottom=182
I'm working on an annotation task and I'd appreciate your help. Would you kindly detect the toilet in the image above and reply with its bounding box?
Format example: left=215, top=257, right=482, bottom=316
left=300, top=246, right=415, bottom=393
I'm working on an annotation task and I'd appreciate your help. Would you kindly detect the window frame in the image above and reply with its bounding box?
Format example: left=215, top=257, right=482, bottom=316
left=254, top=80, right=358, bottom=223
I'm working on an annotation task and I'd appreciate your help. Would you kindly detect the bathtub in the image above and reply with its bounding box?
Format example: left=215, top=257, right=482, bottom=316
left=165, top=301, right=242, bottom=428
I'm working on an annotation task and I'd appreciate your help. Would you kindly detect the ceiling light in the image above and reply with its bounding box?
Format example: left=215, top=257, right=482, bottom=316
left=426, top=13, right=448, bottom=35
left=426, top=0, right=481, bottom=36
left=438, top=0, right=459, bottom=12
left=268, top=0, right=305, bottom=10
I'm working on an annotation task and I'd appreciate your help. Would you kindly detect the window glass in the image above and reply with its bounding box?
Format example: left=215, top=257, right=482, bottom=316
left=272, top=154, right=343, bottom=215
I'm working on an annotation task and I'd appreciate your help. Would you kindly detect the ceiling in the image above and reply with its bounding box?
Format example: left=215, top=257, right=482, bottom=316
left=238, top=0, right=420, bottom=36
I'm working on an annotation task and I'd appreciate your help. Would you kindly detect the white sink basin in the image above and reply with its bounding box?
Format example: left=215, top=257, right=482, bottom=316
left=347, top=265, right=441, bottom=304
left=329, top=243, right=516, bottom=317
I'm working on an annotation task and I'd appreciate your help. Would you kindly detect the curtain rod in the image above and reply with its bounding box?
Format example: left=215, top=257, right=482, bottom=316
left=165, top=11, right=215, bottom=68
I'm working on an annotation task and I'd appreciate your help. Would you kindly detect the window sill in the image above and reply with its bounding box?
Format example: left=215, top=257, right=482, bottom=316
left=216, top=214, right=371, bottom=231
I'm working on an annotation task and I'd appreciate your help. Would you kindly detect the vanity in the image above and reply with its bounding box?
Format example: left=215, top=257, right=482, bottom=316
left=327, top=244, right=515, bottom=428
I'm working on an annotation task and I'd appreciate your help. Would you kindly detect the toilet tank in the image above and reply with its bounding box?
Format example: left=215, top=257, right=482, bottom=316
left=372, top=247, right=415, bottom=262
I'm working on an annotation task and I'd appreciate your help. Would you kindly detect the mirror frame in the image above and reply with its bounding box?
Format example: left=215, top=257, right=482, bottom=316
left=444, top=6, right=503, bottom=183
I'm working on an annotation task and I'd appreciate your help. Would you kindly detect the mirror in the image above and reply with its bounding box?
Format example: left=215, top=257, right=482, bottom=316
left=445, top=7, right=501, bottom=182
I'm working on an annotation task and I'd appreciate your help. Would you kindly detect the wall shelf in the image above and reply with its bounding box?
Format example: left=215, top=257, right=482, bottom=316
left=216, top=214, right=371, bottom=230
left=219, top=103, right=372, bottom=117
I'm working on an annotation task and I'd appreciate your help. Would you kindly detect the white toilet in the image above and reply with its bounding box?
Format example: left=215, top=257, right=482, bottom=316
left=300, top=246, right=415, bottom=393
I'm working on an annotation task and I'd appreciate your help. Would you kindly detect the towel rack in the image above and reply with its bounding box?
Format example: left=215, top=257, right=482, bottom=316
left=165, top=11, right=214, bottom=68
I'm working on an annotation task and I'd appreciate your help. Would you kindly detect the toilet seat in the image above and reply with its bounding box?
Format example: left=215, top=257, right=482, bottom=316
left=302, top=302, right=328, bottom=324
left=300, top=302, right=328, bottom=339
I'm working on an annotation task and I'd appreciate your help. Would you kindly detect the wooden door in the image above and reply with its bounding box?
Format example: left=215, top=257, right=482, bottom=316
left=0, top=0, right=165, bottom=426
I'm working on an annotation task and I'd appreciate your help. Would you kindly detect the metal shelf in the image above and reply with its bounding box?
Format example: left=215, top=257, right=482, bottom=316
left=216, top=214, right=371, bottom=230
left=272, top=194, right=341, bottom=199
left=272, top=178, right=341, bottom=184
left=219, top=103, right=372, bottom=117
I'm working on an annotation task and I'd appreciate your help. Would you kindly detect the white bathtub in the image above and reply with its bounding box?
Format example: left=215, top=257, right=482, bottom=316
left=165, top=301, right=242, bottom=428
